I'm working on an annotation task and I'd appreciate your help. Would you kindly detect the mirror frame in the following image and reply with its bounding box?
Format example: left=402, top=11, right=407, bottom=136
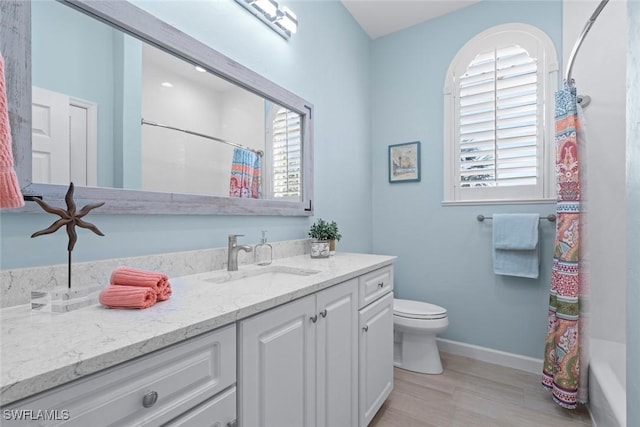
left=0, top=0, right=314, bottom=216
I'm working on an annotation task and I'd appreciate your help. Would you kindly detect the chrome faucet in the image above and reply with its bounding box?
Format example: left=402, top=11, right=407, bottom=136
left=228, top=234, right=252, bottom=271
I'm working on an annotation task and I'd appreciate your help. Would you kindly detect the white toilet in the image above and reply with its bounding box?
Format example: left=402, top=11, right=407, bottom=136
left=393, top=298, right=449, bottom=374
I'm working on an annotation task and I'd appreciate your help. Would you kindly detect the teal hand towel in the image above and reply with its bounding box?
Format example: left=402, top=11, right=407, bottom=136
left=492, top=214, right=540, bottom=278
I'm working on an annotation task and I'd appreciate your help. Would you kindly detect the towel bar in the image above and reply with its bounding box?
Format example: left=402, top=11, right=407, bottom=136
left=477, top=214, right=556, bottom=222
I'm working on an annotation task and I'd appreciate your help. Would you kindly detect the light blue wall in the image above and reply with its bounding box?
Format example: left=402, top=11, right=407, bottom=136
left=371, top=1, right=562, bottom=359
left=627, top=1, right=639, bottom=424
left=0, top=0, right=373, bottom=269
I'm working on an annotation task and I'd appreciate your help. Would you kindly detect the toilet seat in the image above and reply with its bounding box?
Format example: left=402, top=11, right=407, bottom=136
left=394, top=298, right=447, bottom=320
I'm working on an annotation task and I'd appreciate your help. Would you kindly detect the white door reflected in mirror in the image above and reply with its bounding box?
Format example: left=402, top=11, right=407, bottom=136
left=31, top=86, right=97, bottom=187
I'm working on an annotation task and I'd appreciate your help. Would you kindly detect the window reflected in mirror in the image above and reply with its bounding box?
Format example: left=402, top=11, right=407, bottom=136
left=270, top=108, right=301, bottom=200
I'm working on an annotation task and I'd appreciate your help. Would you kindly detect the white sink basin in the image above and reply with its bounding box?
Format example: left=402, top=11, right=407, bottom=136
left=197, top=265, right=320, bottom=285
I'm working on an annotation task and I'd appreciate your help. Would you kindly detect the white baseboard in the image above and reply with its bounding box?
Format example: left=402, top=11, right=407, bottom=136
left=436, top=338, right=543, bottom=375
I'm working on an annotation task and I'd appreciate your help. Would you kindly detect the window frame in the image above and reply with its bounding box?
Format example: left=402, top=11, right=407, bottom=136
left=443, top=23, right=558, bottom=205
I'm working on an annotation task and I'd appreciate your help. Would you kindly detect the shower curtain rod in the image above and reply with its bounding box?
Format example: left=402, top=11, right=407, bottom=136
left=565, top=0, right=610, bottom=85
left=141, top=118, right=264, bottom=157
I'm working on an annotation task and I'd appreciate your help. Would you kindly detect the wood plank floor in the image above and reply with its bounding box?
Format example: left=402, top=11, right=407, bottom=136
left=370, top=352, right=592, bottom=427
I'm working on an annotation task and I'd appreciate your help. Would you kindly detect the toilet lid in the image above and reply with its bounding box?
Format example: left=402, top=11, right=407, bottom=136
left=394, top=298, right=447, bottom=320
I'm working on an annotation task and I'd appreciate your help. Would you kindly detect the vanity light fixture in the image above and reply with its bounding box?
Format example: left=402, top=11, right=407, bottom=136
left=274, top=6, right=297, bottom=35
left=253, top=0, right=278, bottom=18
left=234, top=0, right=298, bottom=39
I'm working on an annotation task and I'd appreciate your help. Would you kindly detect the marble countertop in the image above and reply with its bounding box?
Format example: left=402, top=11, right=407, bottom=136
left=0, top=252, right=395, bottom=406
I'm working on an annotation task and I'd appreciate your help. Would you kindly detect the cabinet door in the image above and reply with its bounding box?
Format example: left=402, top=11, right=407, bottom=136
left=239, top=295, right=316, bottom=427
left=315, top=279, right=358, bottom=427
left=358, top=292, right=394, bottom=427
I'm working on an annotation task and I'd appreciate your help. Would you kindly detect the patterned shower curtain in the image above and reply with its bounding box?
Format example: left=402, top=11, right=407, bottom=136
left=542, top=81, right=589, bottom=409
left=229, top=147, right=261, bottom=199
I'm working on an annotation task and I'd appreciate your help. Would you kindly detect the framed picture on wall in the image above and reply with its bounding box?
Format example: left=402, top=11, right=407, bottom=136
left=388, top=141, right=421, bottom=183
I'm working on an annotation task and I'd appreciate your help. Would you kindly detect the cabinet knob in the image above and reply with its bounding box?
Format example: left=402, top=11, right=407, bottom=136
left=310, top=314, right=318, bottom=323
left=319, top=309, right=327, bottom=318
left=142, top=391, right=158, bottom=408
left=362, top=325, right=369, bottom=332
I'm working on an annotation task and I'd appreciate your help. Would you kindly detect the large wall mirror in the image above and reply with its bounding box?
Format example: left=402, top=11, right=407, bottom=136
left=0, top=0, right=314, bottom=215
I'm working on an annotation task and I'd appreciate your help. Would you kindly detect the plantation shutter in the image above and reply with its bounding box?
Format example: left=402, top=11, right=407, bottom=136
left=272, top=107, right=301, bottom=199
left=458, top=45, right=538, bottom=189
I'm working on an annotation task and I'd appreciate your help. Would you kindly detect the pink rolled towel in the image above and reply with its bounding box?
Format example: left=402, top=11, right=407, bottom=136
left=158, top=284, right=172, bottom=301
left=99, top=285, right=157, bottom=309
left=110, top=266, right=172, bottom=301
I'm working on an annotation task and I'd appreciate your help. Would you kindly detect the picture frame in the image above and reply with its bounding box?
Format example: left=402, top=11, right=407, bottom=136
left=388, top=141, right=421, bottom=183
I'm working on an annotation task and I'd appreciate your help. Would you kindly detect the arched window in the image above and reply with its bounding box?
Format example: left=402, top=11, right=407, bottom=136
left=443, top=24, right=558, bottom=203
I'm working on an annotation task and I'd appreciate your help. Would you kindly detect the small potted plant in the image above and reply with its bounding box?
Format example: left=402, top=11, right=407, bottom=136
left=309, top=218, right=341, bottom=257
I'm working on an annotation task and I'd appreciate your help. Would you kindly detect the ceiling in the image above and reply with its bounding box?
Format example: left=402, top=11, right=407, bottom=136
left=341, top=0, right=481, bottom=39
left=143, top=43, right=235, bottom=92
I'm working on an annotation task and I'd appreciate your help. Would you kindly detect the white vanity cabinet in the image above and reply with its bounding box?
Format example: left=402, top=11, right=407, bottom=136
left=238, top=278, right=359, bottom=427
left=3, top=324, right=237, bottom=427
left=0, top=258, right=395, bottom=427
left=358, top=266, right=394, bottom=427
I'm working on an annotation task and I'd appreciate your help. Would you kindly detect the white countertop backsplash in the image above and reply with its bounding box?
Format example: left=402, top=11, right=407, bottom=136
left=0, top=245, right=395, bottom=406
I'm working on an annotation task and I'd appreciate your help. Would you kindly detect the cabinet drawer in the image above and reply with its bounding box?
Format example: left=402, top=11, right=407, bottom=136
left=358, top=266, right=393, bottom=309
left=165, top=386, right=236, bottom=427
left=5, top=324, right=236, bottom=427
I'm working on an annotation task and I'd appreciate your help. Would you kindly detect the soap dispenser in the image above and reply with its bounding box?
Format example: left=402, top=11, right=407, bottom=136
left=254, top=230, right=273, bottom=266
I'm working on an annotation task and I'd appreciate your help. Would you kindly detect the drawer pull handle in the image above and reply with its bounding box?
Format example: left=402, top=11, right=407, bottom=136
left=362, top=325, right=369, bottom=332
left=142, top=391, right=158, bottom=408
left=378, top=282, right=384, bottom=288
left=310, top=314, right=318, bottom=323
left=319, top=309, right=327, bottom=318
